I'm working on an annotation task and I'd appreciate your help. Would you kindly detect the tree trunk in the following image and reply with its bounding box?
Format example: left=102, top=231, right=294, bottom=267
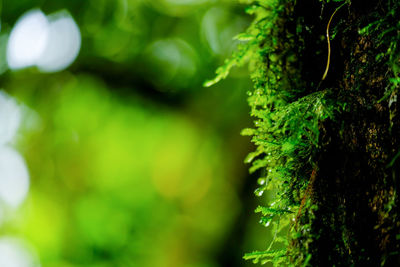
left=294, top=0, right=400, bottom=265
left=238, top=0, right=400, bottom=265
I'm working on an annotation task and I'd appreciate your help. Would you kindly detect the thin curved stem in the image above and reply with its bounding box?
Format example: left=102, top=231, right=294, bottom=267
left=322, top=3, right=346, bottom=81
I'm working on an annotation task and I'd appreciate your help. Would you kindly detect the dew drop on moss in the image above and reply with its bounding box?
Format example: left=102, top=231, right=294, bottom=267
left=254, top=188, right=264, bottom=196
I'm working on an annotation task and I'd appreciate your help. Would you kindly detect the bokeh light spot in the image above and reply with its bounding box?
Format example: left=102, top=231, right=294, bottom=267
left=7, top=10, right=49, bottom=70
left=0, top=146, right=29, bottom=208
left=147, top=38, right=197, bottom=89
left=36, top=10, right=81, bottom=72
left=7, top=9, right=81, bottom=72
left=0, top=91, right=21, bottom=145
left=0, top=237, right=39, bottom=267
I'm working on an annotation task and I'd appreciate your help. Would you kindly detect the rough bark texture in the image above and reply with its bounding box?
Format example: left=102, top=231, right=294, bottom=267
left=305, top=1, right=400, bottom=265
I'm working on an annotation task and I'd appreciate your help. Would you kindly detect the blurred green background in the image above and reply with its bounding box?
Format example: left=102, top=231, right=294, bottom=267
left=0, top=0, right=271, bottom=266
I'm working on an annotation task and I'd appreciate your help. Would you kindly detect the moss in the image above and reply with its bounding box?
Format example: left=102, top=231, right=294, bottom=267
left=208, top=0, right=400, bottom=265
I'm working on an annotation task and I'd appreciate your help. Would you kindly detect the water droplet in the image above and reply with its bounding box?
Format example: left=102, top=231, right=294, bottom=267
left=268, top=169, right=272, bottom=173
left=265, top=221, right=271, bottom=227
left=268, top=152, right=271, bottom=156
left=254, top=188, right=264, bottom=197
left=257, top=178, right=265, bottom=185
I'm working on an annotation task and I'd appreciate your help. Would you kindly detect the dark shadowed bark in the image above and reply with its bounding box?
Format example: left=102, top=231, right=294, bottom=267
left=298, top=1, right=400, bottom=265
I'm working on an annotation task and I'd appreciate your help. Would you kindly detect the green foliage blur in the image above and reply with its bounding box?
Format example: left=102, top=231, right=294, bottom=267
left=0, top=0, right=272, bottom=266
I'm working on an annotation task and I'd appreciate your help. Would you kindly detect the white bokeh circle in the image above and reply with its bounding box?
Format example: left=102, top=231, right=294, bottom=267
left=0, top=146, right=29, bottom=208
left=36, top=10, right=81, bottom=72
left=0, top=91, right=21, bottom=146
left=7, top=9, right=81, bottom=72
left=6, top=10, right=49, bottom=70
left=0, top=237, right=40, bottom=267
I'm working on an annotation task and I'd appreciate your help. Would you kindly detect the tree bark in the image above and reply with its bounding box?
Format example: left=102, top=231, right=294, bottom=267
left=301, top=1, right=400, bottom=265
